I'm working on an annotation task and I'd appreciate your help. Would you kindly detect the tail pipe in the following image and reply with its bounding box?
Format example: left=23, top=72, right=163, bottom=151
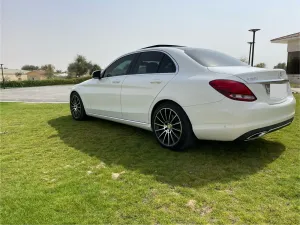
left=236, top=118, right=294, bottom=141
left=245, top=131, right=267, bottom=141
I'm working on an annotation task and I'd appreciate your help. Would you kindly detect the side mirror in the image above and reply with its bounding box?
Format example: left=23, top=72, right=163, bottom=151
left=92, top=70, right=102, bottom=79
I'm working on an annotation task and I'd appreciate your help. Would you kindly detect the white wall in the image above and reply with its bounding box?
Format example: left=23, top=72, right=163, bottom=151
left=287, top=39, right=300, bottom=52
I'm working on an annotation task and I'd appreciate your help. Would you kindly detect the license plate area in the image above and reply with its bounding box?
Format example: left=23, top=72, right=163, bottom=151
left=270, top=83, right=288, bottom=99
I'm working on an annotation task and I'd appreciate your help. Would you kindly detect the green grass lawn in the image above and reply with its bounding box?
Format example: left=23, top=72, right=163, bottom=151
left=1, top=96, right=299, bottom=224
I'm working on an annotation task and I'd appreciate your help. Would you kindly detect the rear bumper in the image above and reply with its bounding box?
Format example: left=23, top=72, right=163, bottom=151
left=183, top=95, right=296, bottom=141
left=235, top=117, right=294, bottom=141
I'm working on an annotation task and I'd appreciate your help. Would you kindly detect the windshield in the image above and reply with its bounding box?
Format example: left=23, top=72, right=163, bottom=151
left=184, top=48, right=247, bottom=67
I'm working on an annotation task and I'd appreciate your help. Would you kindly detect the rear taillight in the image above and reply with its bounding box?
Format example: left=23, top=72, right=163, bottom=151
left=209, top=79, right=257, bottom=102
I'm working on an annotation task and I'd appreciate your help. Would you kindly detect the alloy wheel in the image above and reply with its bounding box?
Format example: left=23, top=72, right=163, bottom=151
left=71, top=94, right=82, bottom=119
left=153, top=108, right=182, bottom=147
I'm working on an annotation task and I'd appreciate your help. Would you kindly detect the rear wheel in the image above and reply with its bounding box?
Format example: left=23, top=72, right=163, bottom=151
left=152, top=102, right=195, bottom=151
left=70, top=92, right=87, bottom=120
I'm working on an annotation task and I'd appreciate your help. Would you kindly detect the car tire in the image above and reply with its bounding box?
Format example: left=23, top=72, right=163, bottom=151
left=70, top=92, right=87, bottom=120
left=152, top=102, right=195, bottom=151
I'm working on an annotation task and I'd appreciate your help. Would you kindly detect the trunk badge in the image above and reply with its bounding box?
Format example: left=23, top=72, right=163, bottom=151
left=247, top=77, right=258, bottom=81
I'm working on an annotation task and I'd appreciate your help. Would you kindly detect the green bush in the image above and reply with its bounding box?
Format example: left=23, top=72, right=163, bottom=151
left=0, top=77, right=91, bottom=88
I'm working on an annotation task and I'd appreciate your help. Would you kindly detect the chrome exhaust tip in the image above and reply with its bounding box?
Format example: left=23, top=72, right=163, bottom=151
left=245, top=131, right=267, bottom=141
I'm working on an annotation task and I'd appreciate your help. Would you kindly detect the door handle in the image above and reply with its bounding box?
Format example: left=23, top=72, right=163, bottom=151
left=150, top=80, right=162, bottom=84
left=112, top=80, right=121, bottom=84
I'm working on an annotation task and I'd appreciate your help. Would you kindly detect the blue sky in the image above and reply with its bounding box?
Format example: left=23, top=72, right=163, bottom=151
left=1, top=0, right=299, bottom=70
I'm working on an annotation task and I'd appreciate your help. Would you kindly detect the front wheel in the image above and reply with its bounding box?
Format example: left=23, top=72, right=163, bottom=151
left=152, top=103, right=195, bottom=151
left=70, top=92, right=87, bottom=120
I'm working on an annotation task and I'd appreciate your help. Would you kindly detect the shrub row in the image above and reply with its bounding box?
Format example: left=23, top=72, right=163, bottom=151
left=0, top=77, right=90, bottom=88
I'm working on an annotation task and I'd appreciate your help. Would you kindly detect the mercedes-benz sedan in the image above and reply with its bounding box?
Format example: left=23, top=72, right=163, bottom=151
left=70, top=45, right=296, bottom=150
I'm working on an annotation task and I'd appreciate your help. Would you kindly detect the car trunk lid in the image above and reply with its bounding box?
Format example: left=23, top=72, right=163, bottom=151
left=208, top=66, right=291, bottom=105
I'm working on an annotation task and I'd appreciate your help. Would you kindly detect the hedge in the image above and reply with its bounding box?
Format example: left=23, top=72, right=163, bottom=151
left=0, top=77, right=91, bottom=88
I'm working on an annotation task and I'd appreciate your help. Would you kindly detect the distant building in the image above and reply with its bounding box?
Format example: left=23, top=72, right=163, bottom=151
left=26, top=70, right=47, bottom=80
left=1, top=69, right=29, bottom=81
left=271, top=32, right=300, bottom=84
left=55, top=73, right=68, bottom=77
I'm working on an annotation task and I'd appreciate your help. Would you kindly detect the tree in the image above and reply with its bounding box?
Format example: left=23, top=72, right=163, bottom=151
left=67, top=55, right=89, bottom=77
left=41, top=64, right=55, bottom=78
left=274, top=62, right=287, bottom=71
left=55, top=70, right=62, bottom=73
left=21, top=65, right=39, bottom=71
left=240, top=57, right=249, bottom=64
left=67, top=55, right=100, bottom=77
left=88, top=63, right=101, bottom=75
left=255, top=63, right=266, bottom=68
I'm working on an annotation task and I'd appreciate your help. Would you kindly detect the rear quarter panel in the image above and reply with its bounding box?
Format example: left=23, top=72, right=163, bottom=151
left=147, top=72, right=232, bottom=122
left=152, top=72, right=227, bottom=107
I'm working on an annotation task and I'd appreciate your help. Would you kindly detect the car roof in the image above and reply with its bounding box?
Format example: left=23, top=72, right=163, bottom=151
left=102, top=45, right=209, bottom=73
left=141, top=44, right=186, bottom=49
left=138, top=45, right=212, bottom=53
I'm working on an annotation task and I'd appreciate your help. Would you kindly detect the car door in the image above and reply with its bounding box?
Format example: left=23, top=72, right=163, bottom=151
left=121, top=51, right=177, bottom=123
left=85, top=53, right=137, bottom=118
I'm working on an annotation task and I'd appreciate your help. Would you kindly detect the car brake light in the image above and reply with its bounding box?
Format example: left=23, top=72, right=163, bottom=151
left=209, top=79, right=257, bottom=102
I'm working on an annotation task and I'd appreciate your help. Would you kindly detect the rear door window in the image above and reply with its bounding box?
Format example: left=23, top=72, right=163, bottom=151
left=132, top=51, right=164, bottom=74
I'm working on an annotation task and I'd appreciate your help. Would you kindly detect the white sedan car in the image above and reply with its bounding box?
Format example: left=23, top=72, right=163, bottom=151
left=70, top=45, right=296, bottom=150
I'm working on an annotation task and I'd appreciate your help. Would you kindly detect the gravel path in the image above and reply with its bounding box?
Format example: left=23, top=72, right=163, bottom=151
left=0, top=85, right=73, bottom=103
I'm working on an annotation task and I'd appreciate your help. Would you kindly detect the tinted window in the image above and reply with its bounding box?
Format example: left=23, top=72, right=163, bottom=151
left=133, top=51, right=164, bottom=74
left=158, top=55, right=176, bottom=73
left=184, top=48, right=247, bottom=67
left=104, top=54, right=136, bottom=77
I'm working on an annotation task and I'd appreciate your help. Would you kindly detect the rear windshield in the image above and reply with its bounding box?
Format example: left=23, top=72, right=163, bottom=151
left=184, top=48, right=247, bottom=67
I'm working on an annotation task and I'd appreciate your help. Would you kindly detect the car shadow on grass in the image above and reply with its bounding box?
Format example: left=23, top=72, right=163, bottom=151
left=48, top=116, right=285, bottom=187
